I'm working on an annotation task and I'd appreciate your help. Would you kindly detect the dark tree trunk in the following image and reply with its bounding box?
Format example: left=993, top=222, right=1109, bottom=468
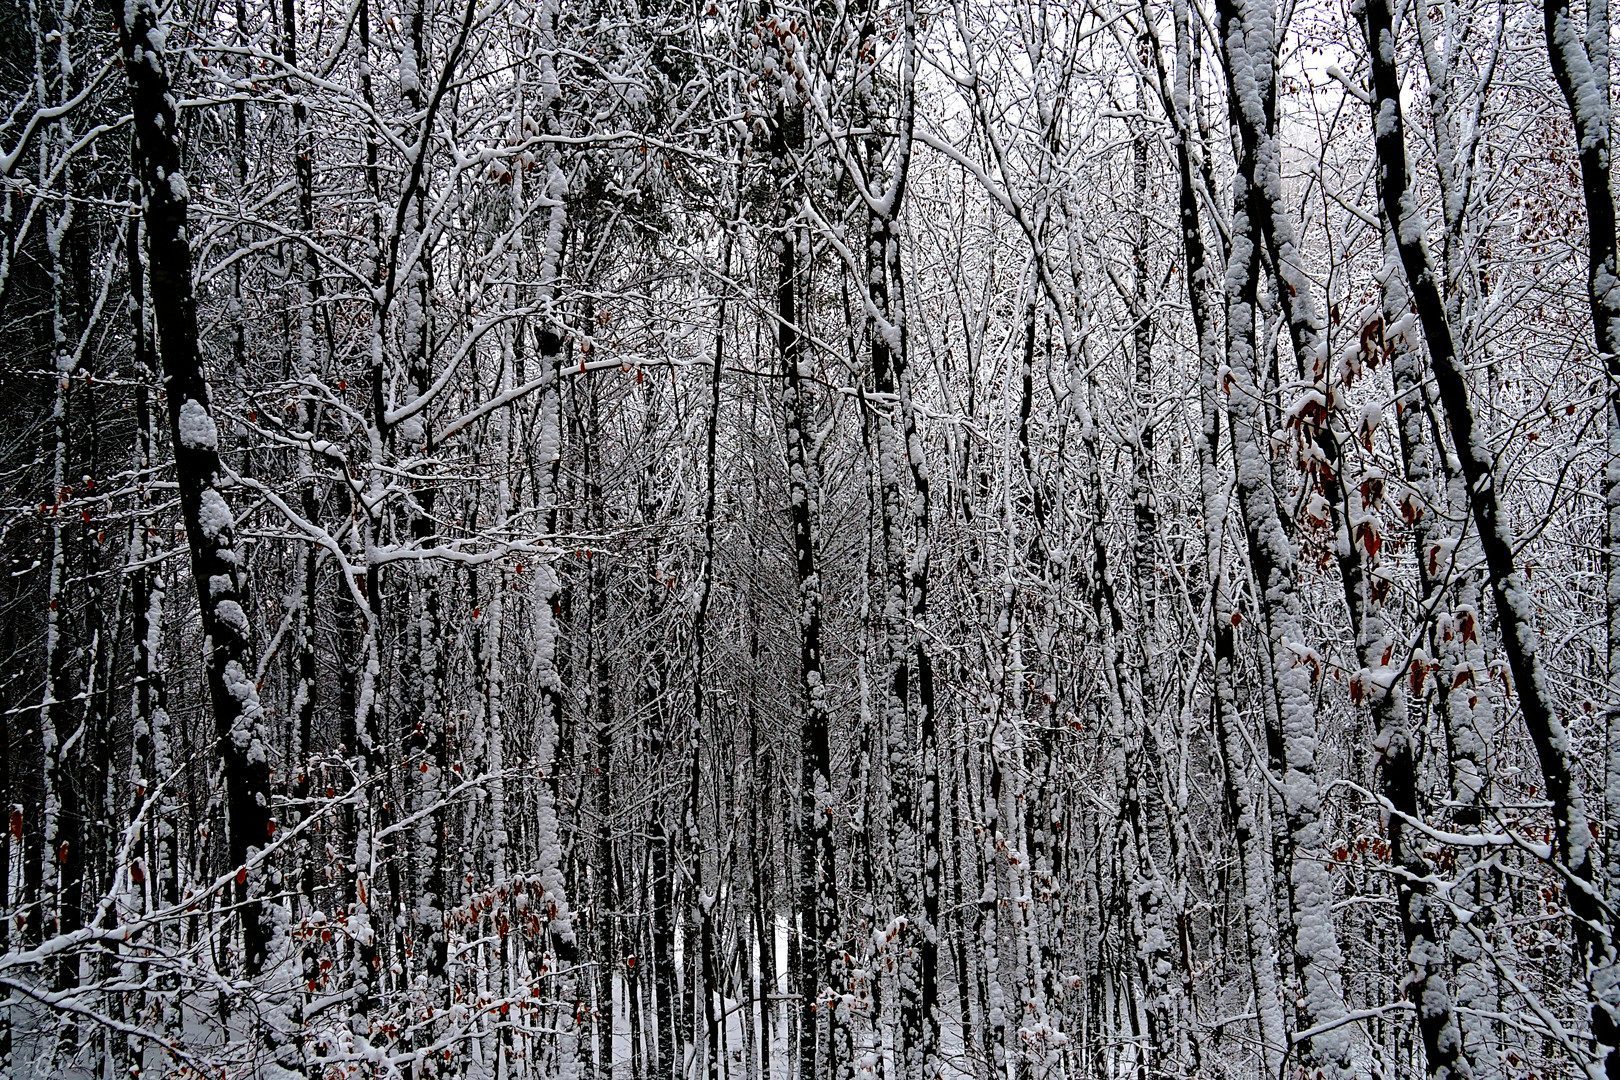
left=107, top=0, right=275, bottom=980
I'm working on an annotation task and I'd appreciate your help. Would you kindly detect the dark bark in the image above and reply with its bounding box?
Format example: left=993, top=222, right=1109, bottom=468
left=107, top=0, right=275, bottom=978
left=1371, top=0, right=1604, bottom=1071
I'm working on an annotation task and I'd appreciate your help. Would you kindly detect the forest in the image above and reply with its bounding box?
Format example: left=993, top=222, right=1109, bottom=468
left=0, top=0, right=1615, bottom=1072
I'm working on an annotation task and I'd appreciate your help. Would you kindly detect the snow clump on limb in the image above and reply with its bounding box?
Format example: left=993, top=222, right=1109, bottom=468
left=198, top=489, right=234, bottom=539
left=178, top=398, right=218, bottom=450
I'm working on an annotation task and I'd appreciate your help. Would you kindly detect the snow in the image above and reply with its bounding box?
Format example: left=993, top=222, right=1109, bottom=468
left=398, top=43, right=420, bottom=97
left=177, top=398, right=217, bottom=450
left=197, top=488, right=232, bottom=539
left=15, top=3, right=1614, bottom=1078
left=214, top=599, right=249, bottom=638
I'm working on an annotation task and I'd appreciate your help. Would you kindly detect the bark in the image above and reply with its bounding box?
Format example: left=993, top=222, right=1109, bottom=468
left=1153, top=5, right=1290, bottom=1066
left=1543, top=0, right=1620, bottom=1068
left=107, top=0, right=276, bottom=988
left=1213, top=0, right=1358, bottom=1068
left=1365, top=0, right=1606, bottom=1069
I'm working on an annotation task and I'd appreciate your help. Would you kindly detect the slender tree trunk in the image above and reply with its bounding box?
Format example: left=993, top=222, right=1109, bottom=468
left=1213, top=0, right=1357, bottom=1068
left=1372, top=1, right=1605, bottom=1071
left=107, top=0, right=276, bottom=992
left=1543, top=0, right=1620, bottom=1069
